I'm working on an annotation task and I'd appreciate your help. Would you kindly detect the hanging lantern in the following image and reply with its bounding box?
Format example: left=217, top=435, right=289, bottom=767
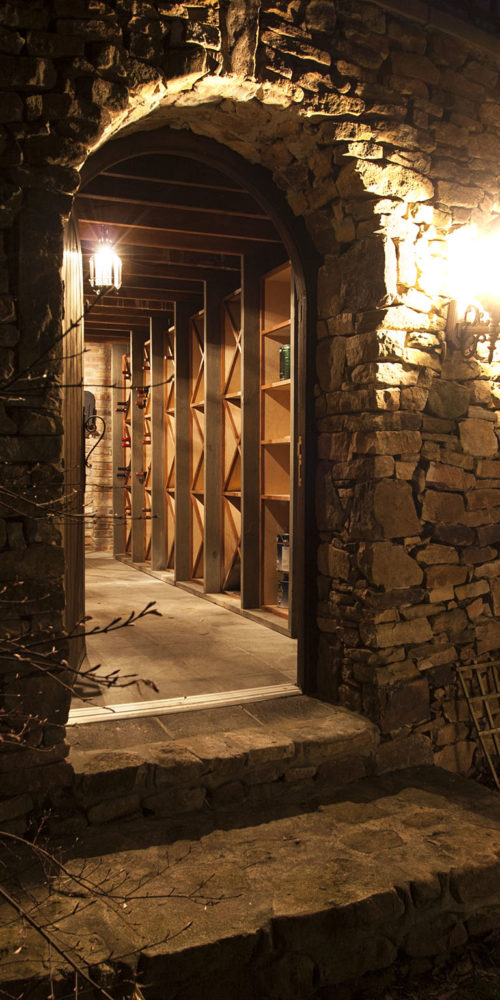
left=89, top=234, right=122, bottom=290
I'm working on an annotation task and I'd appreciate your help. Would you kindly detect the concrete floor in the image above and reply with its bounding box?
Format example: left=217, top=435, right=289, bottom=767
left=72, top=553, right=297, bottom=710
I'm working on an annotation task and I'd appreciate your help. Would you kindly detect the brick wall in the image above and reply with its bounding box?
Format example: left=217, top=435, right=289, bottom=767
left=83, top=342, right=113, bottom=553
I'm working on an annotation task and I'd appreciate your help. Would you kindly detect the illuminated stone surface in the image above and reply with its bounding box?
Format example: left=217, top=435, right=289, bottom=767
left=2, top=767, right=500, bottom=998
left=2, top=0, right=500, bottom=840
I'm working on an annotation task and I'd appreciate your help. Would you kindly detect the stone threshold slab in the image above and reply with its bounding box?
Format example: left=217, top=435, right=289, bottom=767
left=67, top=682, right=298, bottom=725
left=4, top=768, right=500, bottom=999
left=67, top=696, right=382, bottom=826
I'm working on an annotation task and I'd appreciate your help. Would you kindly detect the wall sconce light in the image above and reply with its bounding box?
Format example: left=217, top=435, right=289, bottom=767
left=89, top=232, right=122, bottom=291
left=447, top=221, right=500, bottom=363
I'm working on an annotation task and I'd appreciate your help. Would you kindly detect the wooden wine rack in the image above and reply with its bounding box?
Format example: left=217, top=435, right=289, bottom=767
left=121, top=352, right=132, bottom=554
left=189, top=310, right=205, bottom=582
left=111, top=259, right=294, bottom=634
left=164, top=324, right=175, bottom=570
left=221, top=290, right=242, bottom=594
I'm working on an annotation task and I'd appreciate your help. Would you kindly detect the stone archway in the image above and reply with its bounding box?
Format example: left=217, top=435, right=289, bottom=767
left=9, top=53, right=443, bottom=775
left=13, top=45, right=350, bottom=799
left=9, top=0, right=500, bottom=816
left=77, top=117, right=320, bottom=698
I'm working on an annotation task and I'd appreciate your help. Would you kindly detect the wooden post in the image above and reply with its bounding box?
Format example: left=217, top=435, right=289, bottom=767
left=204, top=275, right=240, bottom=593
left=203, top=282, right=221, bottom=593
left=289, top=281, right=296, bottom=634
left=130, top=329, right=145, bottom=563
left=111, top=342, right=125, bottom=555
left=150, top=315, right=166, bottom=570
left=62, top=213, right=85, bottom=668
left=174, top=301, right=193, bottom=581
left=241, top=255, right=261, bottom=608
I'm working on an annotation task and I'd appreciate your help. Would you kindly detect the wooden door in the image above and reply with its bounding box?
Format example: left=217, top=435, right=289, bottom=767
left=62, top=214, right=85, bottom=668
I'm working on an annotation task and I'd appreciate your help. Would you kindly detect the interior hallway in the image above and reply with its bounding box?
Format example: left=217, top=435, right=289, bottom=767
left=70, top=553, right=297, bottom=715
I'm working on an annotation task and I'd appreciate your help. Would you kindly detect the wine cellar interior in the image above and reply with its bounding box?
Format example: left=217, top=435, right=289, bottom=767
left=79, top=150, right=298, bottom=651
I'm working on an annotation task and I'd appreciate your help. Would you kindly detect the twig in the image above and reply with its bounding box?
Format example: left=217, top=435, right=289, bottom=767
left=0, top=883, right=116, bottom=1000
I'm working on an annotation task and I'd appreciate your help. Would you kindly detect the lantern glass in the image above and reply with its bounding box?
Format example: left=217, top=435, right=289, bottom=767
left=89, top=239, right=122, bottom=290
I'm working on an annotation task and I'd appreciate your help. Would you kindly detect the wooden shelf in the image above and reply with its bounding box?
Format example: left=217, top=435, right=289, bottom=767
left=260, top=261, right=292, bottom=620
left=261, top=321, right=290, bottom=338
left=261, top=379, right=290, bottom=391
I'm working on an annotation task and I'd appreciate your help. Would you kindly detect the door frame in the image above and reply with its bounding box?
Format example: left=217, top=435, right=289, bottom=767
left=80, top=128, right=320, bottom=696
left=62, top=212, right=86, bottom=670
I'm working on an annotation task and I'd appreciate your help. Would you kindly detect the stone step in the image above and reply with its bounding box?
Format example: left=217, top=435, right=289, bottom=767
left=4, top=767, right=500, bottom=1000
left=65, top=696, right=399, bottom=829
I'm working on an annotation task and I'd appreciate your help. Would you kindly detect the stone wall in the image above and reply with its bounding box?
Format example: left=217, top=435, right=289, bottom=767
left=83, top=341, right=113, bottom=553
left=2, top=0, right=500, bottom=818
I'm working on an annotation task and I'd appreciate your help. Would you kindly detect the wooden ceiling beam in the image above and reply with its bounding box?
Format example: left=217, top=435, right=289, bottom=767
left=80, top=250, right=239, bottom=285
left=100, top=276, right=203, bottom=295
left=85, top=331, right=130, bottom=343
left=89, top=299, right=175, bottom=324
left=80, top=240, right=240, bottom=271
left=85, top=314, right=154, bottom=325
left=87, top=306, right=175, bottom=321
left=75, top=199, right=279, bottom=244
left=81, top=252, right=205, bottom=284
left=87, top=317, right=174, bottom=328
left=102, top=155, right=245, bottom=191
left=83, top=174, right=267, bottom=219
left=99, top=263, right=206, bottom=285
left=78, top=219, right=270, bottom=255
left=95, top=285, right=202, bottom=302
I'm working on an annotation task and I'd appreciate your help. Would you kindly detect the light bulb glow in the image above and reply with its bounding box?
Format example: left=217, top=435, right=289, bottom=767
left=89, top=238, right=122, bottom=290
left=448, top=224, right=500, bottom=319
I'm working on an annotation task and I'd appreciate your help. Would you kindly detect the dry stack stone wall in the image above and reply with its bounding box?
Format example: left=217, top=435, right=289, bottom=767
left=2, top=0, right=500, bottom=819
left=84, top=342, right=113, bottom=553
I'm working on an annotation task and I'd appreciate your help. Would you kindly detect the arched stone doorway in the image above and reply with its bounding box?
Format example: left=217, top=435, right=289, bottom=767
left=6, top=0, right=500, bottom=820
left=67, top=116, right=320, bottom=713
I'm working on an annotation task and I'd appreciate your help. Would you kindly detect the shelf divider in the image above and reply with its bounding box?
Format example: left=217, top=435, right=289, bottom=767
left=205, top=281, right=223, bottom=593
left=112, top=342, right=126, bottom=555
left=131, top=328, right=146, bottom=563
left=150, top=314, right=166, bottom=570
left=241, top=254, right=261, bottom=609
left=174, top=300, right=194, bottom=582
